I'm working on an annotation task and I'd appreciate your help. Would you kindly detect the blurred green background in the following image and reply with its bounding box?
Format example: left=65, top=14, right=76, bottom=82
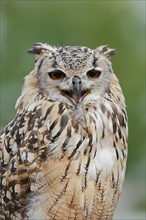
left=1, top=1, right=145, bottom=219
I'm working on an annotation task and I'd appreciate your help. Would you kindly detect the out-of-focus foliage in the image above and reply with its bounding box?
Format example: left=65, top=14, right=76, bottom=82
left=0, top=1, right=145, bottom=217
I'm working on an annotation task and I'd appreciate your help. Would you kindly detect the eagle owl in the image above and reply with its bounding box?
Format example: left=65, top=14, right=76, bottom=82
left=0, top=43, right=128, bottom=220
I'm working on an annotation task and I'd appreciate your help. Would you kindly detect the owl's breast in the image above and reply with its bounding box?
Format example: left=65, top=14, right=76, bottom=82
left=15, top=100, right=126, bottom=219
left=27, top=152, right=119, bottom=220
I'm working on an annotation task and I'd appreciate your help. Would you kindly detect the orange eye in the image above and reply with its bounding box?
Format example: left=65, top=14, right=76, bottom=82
left=87, top=69, right=101, bottom=79
left=48, top=70, right=66, bottom=80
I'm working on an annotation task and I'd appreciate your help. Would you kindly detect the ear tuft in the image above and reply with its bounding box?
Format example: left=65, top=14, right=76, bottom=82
left=96, top=45, right=116, bottom=58
left=27, top=42, right=46, bottom=54
left=27, top=42, right=55, bottom=55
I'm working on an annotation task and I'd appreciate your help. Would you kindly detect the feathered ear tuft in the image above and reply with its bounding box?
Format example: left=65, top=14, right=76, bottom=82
left=95, top=45, right=116, bottom=58
left=27, top=42, right=55, bottom=55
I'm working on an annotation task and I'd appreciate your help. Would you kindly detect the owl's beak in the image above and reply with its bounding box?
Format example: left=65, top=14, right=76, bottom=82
left=61, top=76, right=89, bottom=106
left=72, top=76, right=81, bottom=103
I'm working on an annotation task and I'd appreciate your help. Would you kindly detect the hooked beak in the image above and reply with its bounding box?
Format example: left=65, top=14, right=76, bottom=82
left=72, top=76, right=82, bottom=103
left=61, top=76, right=89, bottom=106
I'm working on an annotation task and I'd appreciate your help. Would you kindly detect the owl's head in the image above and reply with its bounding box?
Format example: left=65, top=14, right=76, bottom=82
left=18, top=43, right=118, bottom=110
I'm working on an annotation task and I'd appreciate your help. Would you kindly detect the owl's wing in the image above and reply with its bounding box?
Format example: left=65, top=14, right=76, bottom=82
left=0, top=99, right=61, bottom=218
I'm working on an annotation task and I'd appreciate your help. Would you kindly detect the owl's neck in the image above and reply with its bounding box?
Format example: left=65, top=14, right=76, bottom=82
left=15, top=70, right=40, bottom=113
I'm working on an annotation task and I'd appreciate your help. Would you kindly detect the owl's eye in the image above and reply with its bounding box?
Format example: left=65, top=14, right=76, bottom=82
left=87, top=69, right=101, bottom=79
left=48, top=70, right=66, bottom=80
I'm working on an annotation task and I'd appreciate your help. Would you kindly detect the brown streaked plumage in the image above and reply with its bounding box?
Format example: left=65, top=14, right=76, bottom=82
left=0, top=43, right=128, bottom=220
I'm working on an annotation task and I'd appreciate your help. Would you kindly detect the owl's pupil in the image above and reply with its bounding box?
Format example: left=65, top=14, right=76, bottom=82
left=54, top=72, right=61, bottom=78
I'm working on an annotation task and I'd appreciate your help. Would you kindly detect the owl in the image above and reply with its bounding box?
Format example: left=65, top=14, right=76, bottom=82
left=0, top=43, right=128, bottom=220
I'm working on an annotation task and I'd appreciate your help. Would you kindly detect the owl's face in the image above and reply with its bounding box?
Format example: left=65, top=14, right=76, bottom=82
left=31, top=44, right=115, bottom=107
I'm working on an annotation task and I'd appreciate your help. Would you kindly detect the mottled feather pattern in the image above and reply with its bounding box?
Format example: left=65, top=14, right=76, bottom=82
left=0, top=43, right=128, bottom=220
